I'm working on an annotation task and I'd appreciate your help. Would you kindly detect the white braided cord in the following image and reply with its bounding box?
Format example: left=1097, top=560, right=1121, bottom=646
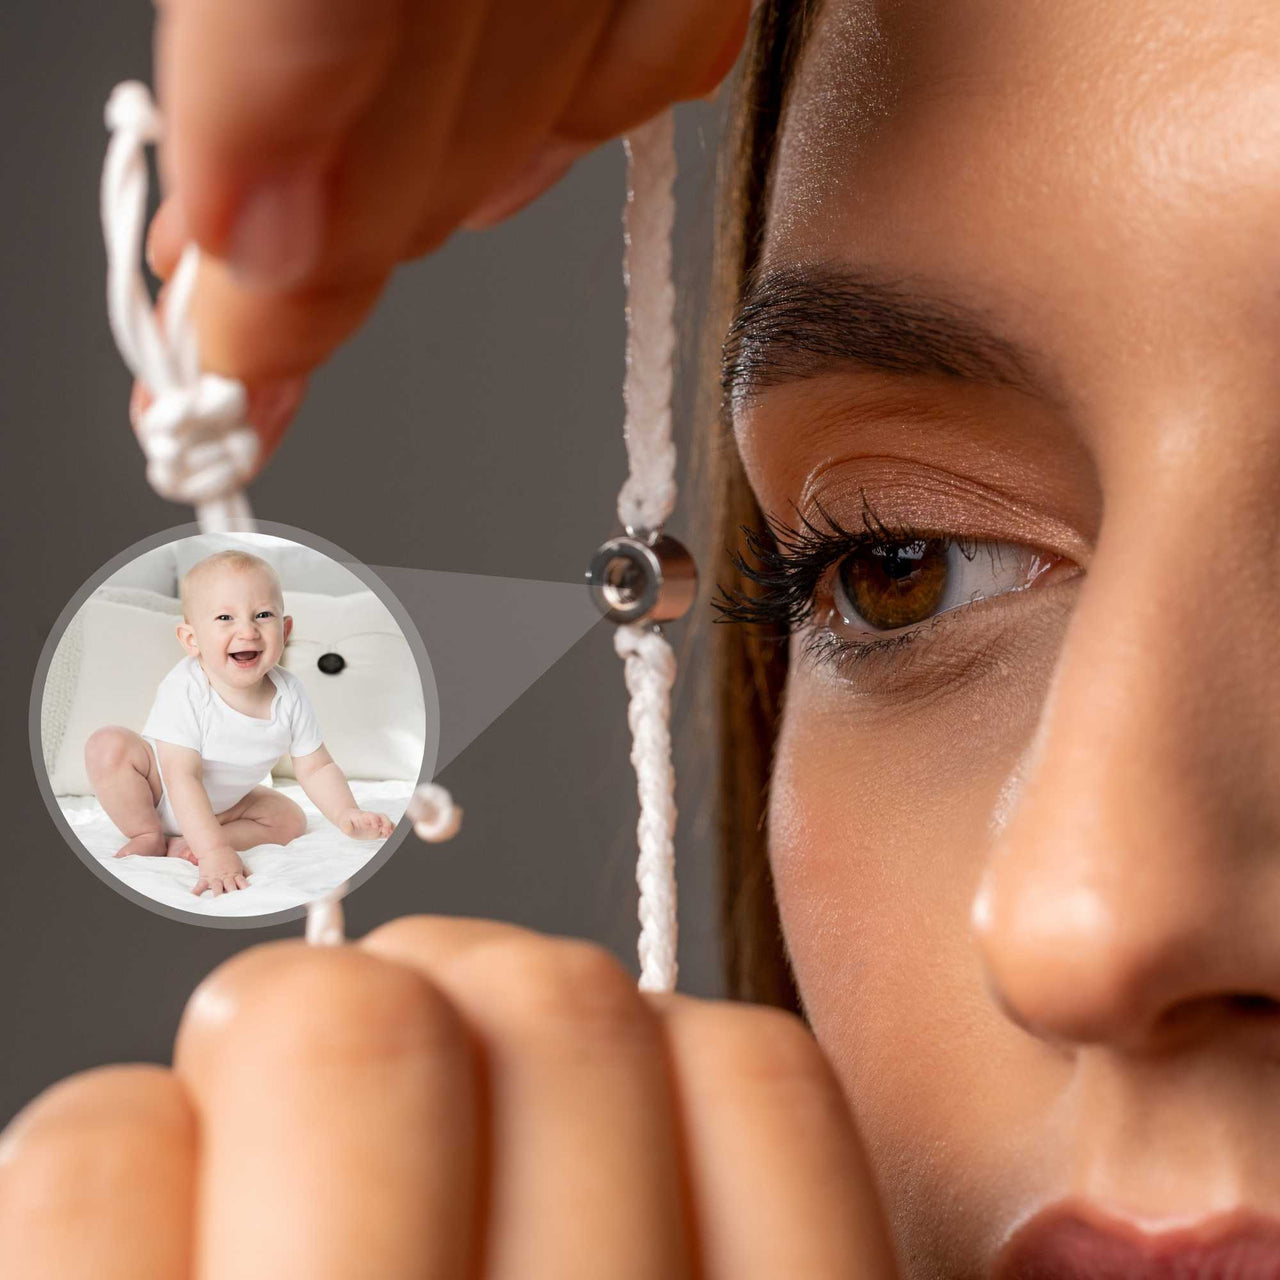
left=615, top=625, right=678, bottom=992
left=617, top=111, right=681, bottom=993
left=102, top=81, right=257, bottom=533
left=618, top=111, right=678, bottom=538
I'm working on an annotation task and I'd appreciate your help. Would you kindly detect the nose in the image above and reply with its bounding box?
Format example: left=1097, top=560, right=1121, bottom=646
left=972, top=496, right=1280, bottom=1054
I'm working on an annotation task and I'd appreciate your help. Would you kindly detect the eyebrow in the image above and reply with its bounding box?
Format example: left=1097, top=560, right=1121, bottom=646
left=721, top=263, right=1046, bottom=411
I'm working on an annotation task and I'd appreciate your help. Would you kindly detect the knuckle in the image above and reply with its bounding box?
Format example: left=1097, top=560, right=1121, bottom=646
left=728, top=1007, right=832, bottom=1088
left=0, top=1066, right=191, bottom=1209
left=177, top=941, right=465, bottom=1072
left=677, top=1000, right=837, bottom=1095
left=462, top=935, right=652, bottom=1044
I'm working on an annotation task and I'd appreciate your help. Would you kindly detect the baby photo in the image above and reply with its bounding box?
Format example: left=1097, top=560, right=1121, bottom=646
left=40, top=532, right=430, bottom=917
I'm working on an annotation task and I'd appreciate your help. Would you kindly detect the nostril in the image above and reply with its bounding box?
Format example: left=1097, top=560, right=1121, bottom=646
left=1227, top=993, right=1280, bottom=1016
left=317, top=652, right=346, bottom=675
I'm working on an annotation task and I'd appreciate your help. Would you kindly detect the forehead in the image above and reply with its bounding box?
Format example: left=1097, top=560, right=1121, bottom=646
left=768, top=0, right=1280, bottom=309
left=748, top=0, right=1280, bottom=461
left=189, top=563, right=279, bottom=601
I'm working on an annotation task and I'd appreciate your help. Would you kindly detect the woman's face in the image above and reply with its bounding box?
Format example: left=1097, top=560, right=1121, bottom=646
left=730, top=0, right=1280, bottom=1273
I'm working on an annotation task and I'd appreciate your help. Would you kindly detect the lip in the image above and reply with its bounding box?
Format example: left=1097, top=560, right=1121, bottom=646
left=228, top=650, right=261, bottom=666
left=993, top=1203, right=1280, bottom=1280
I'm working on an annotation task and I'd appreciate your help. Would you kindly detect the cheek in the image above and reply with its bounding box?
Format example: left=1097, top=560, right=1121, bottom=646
left=768, top=660, right=1060, bottom=1262
left=770, top=669, right=995, bottom=1088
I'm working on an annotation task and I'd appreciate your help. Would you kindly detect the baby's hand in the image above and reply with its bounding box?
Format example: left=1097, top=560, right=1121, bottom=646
left=193, top=845, right=250, bottom=897
left=338, top=809, right=395, bottom=840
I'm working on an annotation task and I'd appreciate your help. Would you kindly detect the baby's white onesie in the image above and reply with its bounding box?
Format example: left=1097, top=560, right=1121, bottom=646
left=142, top=656, right=324, bottom=835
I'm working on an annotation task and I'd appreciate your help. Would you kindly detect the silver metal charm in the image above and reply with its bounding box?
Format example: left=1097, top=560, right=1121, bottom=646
left=587, top=533, right=697, bottom=626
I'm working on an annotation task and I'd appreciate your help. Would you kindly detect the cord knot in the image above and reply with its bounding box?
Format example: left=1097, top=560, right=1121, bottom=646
left=138, top=375, right=259, bottom=505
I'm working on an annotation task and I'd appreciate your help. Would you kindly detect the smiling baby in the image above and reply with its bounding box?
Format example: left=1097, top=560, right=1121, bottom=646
left=84, top=550, right=394, bottom=896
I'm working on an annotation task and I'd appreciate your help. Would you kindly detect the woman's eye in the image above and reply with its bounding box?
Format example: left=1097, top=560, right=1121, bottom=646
left=826, top=538, right=1056, bottom=636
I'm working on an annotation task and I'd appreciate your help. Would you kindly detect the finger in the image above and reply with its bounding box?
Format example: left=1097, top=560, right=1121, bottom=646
left=176, top=941, right=480, bottom=1278
left=146, top=196, right=186, bottom=281
left=192, top=259, right=388, bottom=381
left=223, top=876, right=239, bottom=894
left=460, top=134, right=591, bottom=232
left=186, top=0, right=604, bottom=381
left=157, top=0, right=404, bottom=287
left=235, top=875, right=249, bottom=891
left=557, top=0, right=753, bottom=142
left=390, top=0, right=612, bottom=250
left=0, top=1065, right=196, bottom=1277
left=643, top=994, right=900, bottom=1279
left=363, top=916, right=693, bottom=1278
left=192, top=878, right=209, bottom=896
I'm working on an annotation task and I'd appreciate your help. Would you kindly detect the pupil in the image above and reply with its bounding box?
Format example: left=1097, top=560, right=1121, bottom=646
left=875, top=540, right=927, bottom=581
left=838, top=539, right=949, bottom=630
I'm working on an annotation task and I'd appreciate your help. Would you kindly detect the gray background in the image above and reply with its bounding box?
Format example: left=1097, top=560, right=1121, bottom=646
left=2, top=3, right=728, bottom=1125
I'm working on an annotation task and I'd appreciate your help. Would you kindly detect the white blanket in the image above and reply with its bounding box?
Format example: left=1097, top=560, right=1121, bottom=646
left=58, top=780, right=413, bottom=917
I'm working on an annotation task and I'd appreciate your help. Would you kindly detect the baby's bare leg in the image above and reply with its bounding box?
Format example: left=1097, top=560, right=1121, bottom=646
left=203, top=786, right=308, bottom=853
left=84, top=727, right=168, bottom=858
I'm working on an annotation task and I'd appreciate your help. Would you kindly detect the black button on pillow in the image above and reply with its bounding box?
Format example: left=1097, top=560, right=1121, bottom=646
left=317, top=652, right=346, bottom=675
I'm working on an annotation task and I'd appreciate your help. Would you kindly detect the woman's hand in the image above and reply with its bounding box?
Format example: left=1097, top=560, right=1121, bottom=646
left=0, top=916, right=900, bottom=1277
left=144, top=0, right=753, bottom=449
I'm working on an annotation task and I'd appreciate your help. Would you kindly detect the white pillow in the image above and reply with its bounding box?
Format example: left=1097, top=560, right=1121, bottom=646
left=40, top=609, right=85, bottom=777
left=47, top=597, right=187, bottom=795
left=275, top=590, right=425, bottom=782
left=40, top=588, right=182, bottom=775
left=105, top=544, right=181, bottom=595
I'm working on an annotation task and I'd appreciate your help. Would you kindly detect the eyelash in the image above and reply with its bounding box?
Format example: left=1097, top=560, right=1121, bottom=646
left=714, top=493, right=992, bottom=671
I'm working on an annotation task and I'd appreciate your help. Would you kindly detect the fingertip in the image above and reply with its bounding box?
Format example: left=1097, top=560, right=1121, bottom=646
left=245, top=374, right=308, bottom=461
left=146, top=197, right=187, bottom=282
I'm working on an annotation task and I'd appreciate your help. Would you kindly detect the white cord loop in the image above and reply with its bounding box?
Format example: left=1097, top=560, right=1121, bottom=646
left=303, top=785, right=461, bottom=946
left=614, top=110, right=682, bottom=993
left=101, top=81, right=257, bottom=532
left=409, top=783, right=464, bottom=843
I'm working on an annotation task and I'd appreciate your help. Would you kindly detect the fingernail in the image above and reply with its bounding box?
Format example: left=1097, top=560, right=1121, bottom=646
left=228, top=167, right=324, bottom=291
left=462, top=139, right=588, bottom=231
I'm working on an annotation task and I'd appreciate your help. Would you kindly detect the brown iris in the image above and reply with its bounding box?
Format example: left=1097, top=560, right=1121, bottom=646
left=835, top=539, right=950, bottom=631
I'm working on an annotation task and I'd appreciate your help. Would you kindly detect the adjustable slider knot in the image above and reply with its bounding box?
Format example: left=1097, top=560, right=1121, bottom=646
left=138, top=374, right=259, bottom=506
left=587, top=532, right=697, bottom=627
